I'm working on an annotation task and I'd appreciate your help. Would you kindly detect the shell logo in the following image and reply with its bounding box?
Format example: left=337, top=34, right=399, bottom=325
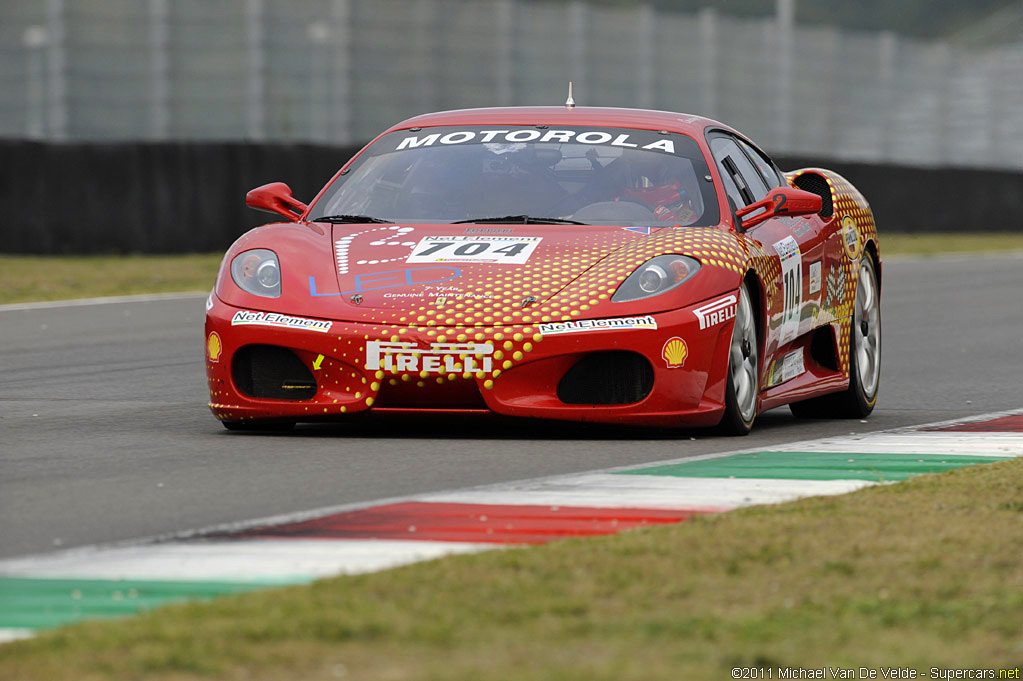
left=841, top=215, right=861, bottom=260
left=661, top=336, right=688, bottom=369
left=207, top=331, right=223, bottom=363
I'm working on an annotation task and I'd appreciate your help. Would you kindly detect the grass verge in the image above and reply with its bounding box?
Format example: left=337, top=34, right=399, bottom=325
left=0, top=254, right=221, bottom=305
left=880, top=232, right=1023, bottom=256
left=2, top=233, right=1022, bottom=305
left=1, top=457, right=1021, bottom=680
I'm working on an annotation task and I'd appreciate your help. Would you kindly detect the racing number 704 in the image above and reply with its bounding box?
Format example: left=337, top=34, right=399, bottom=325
left=416, top=241, right=530, bottom=258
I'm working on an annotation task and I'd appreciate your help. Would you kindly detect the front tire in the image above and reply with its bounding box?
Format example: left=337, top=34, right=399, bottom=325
left=790, top=253, right=881, bottom=419
left=718, top=281, right=759, bottom=435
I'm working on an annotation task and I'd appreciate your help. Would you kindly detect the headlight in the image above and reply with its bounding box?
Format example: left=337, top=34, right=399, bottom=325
left=231, top=249, right=281, bottom=298
left=612, top=255, right=701, bottom=303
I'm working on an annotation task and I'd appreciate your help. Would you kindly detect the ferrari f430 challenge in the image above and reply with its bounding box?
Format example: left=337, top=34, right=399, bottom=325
left=206, top=107, right=880, bottom=435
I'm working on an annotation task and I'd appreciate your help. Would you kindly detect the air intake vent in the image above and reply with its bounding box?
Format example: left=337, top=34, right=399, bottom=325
left=557, top=352, right=654, bottom=405
left=793, top=172, right=834, bottom=218
left=232, top=345, right=317, bottom=400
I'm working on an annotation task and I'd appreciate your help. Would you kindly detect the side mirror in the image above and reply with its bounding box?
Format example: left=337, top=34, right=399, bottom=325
left=246, top=182, right=308, bottom=221
left=735, top=186, right=823, bottom=230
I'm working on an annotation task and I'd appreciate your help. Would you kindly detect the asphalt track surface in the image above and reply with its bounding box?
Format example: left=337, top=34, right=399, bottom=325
left=1, top=253, right=1021, bottom=559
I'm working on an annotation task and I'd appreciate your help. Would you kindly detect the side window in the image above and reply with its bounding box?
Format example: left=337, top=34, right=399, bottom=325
left=714, top=156, right=745, bottom=213
left=709, top=136, right=769, bottom=206
left=735, top=138, right=784, bottom=189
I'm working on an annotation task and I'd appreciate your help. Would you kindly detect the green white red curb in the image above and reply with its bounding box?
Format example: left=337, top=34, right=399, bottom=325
left=2, top=408, right=1022, bottom=640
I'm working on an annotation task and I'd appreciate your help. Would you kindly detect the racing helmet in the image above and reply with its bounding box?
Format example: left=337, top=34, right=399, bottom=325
left=619, top=150, right=687, bottom=208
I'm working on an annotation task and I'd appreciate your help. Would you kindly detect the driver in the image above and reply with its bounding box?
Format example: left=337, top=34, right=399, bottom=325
left=614, top=151, right=698, bottom=225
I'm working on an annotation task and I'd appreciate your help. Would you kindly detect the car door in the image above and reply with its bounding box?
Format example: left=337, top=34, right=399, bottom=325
left=707, top=132, right=829, bottom=362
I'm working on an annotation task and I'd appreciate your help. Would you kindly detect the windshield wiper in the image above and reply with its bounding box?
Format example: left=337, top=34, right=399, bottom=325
left=313, top=214, right=394, bottom=224
left=452, top=215, right=588, bottom=225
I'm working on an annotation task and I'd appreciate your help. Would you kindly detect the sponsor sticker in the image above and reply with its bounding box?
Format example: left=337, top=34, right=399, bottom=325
left=335, top=225, right=419, bottom=275
left=773, top=236, right=802, bottom=345
left=231, top=310, right=333, bottom=334
left=313, top=267, right=463, bottom=298
left=809, top=261, right=822, bottom=295
left=206, top=331, right=222, bottom=362
left=537, top=315, right=657, bottom=336
left=622, top=226, right=654, bottom=236
left=790, top=219, right=812, bottom=237
left=406, top=236, right=542, bottom=264
left=842, top=215, right=861, bottom=260
left=824, top=264, right=847, bottom=312
left=365, top=340, right=494, bottom=374
left=395, top=129, right=677, bottom=155
left=769, top=349, right=805, bottom=386
left=380, top=287, right=488, bottom=301
left=464, top=227, right=513, bottom=234
left=661, top=337, right=689, bottom=369
left=693, top=295, right=737, bottom=330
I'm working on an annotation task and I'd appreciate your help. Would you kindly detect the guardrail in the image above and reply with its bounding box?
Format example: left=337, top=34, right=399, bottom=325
left=2, top=0, right=1022, bottom=171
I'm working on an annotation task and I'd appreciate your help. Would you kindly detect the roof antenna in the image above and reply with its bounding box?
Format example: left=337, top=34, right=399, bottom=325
left=565, top=81, right=575, bottom=109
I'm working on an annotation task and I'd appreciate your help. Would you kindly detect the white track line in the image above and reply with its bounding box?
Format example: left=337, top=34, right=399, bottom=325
left=0, top=291, right=206, bottom=312
left=0, top=629, right=34, bottom=643
left=767, top=433, right=1023, bottom=456
left=418, top=475, right=871, bottom=510
left=0, top=540, right=491, bottom=582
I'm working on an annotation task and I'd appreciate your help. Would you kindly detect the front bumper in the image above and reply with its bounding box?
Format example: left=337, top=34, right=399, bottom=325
left=205, top=296, right=735, bottom=427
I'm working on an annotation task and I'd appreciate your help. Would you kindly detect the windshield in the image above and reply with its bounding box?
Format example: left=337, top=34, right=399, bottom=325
left=310, top=126, right=719, bottom=227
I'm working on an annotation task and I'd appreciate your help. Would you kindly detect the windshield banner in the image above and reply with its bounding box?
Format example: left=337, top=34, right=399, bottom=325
left=394, top=128, right=678, bottom=155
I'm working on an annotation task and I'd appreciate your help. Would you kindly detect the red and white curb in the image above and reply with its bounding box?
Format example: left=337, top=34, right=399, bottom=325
left=2, top=408, right=1022, bottom=639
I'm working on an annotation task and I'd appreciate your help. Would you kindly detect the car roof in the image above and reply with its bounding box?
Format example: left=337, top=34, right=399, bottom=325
left=386, top=106, right=734, bottom=137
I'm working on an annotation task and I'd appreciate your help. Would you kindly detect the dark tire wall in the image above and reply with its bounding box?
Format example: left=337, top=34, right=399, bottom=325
left=0, top=142, right=361, bottom=254
left=1, top=142, right=1020, bottom=254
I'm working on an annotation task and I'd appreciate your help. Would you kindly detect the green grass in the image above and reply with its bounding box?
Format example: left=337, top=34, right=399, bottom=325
left=880, top=233, right=1023, bottom=256
left=2, top=457, right=1022, bottom=681
left=1, top=234, right=1021, bottom=305
left=0, top=254, right=221, bottom=305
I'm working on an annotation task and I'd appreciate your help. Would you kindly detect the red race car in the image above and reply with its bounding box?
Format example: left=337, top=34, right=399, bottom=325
left=206, top=107, right=880, bottom=435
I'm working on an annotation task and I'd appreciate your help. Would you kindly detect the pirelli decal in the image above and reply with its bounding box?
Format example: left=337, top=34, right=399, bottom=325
left=692, top=295, right=738, bottom=330
left=365, top=340, right=494, bottom=374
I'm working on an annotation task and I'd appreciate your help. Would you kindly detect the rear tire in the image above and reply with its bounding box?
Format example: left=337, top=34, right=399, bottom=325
left=790, top=253, right=881, bottom=419
left=221, top=420, right=296, bottom=433
left=718, top=281, right=759, bottom=436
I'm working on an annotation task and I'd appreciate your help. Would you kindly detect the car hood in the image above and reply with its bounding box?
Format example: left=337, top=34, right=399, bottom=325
left=323, top=222, right=657, bottom=324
